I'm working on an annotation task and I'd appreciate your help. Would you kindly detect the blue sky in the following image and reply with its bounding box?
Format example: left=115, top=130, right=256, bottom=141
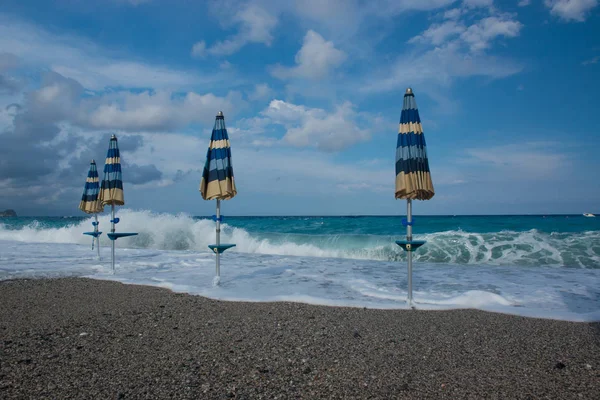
left=0, top=0, right=599, bottom=216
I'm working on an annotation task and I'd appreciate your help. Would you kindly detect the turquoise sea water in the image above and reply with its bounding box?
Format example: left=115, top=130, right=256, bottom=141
left=1, top=211, right=599, bottom=320
left=1, top=213, right=598, bottom=267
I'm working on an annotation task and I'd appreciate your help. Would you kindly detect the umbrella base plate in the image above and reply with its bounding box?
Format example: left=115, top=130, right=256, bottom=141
left=83, top=232, right=102, bottom=238
left=107, top=233, right=138, bottom=241
left=395, top=240, right=426, bottom=252
left=208, top=244, right=236, bottom=254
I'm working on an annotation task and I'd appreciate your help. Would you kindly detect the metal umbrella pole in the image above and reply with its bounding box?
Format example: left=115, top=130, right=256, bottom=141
left=94, top=214, right=100, bottom=259
left=111, top=204, right=115, bottom=274
left=215, top=199, right=221, bottom=278
left=406, top=199, right=413, bottom=305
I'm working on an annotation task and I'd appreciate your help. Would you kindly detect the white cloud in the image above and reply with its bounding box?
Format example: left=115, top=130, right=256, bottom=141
left=463, top=0, right=494, bottom=8
left=409, top=21, right=466, bottom=45
left=190, top=41, right=206, bottom=58
left=368, top=0, right=458, bottom=14
left=363, top=41, right=522, bottom=93
left=409, top=9, right=522, bottom=51
left=203, top=4, right=277, bottom=56
left=544, top=0, right=598, bottom=22
left=263, top=100, right=370, bottom=151
left=19, top=71, right=246, bottom=132
left=270, top=30, right=346, bottom=80
left=387, top=4, right=524, bottom=101
left=444, top=8, right=464, bottom=19
left=122, top=130, right=390, bottom=195
left=0, top=15, right=219, bottom=90
left=84, top=90, right=244, bottom=131
left=247, top=83, right=273, bottom=101
left=518, top=0, right=531, bottom=6
left=460, top=16, right=523, bottom=52
left=582, top=55, right=600, bottom=65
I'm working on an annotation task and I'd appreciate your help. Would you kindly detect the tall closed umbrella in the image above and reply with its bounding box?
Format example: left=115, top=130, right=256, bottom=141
left=79, top=160, right=104, bottom=259
left=394, top=88, right=434, bottom=305
left=99, top=134, right=137, bottom=273
left=200, top=111, right=237, bottom=284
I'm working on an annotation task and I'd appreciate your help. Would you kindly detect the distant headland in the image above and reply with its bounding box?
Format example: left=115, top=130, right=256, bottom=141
left=0, top=209, right=17, bottom=217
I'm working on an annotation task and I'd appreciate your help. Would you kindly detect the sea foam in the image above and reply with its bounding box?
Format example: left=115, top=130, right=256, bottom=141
left=1, top=210, right=599, bottom=268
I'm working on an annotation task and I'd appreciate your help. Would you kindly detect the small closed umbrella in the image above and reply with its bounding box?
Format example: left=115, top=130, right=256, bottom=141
left=79, top=160, right=104, bottom=259
left=200, top=111, right=237, bottom=284
left=394, top=88, right=434, bottom=305
left=99, top=134, right=137, bottom=273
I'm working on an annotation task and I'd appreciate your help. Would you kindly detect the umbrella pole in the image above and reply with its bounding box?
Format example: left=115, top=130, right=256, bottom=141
left=111, top=204, right=115, bottom=274
left=406, top=199, right=413, bottom=306
left=216, top=199, right=221, bottom=279
left=95, top=214, right=100, bottom=260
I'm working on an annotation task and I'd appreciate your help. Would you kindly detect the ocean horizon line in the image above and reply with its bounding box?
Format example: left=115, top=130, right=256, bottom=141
left=3, top=213, right=596, bottom=218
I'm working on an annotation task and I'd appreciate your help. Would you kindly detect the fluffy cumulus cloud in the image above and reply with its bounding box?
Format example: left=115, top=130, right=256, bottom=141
left=363, top=41, right=522, bottom=93
left=7, top=69, right=245, bottom=132
left=410, top=11, right=522, bottom=52
left=270, top=30, right=346, bottom=80
left=83, top=90, right=244, bottom=131
left=262, top=100, right=370, bottom=151
left=545, top=0, right=598, bottom=22
left=460, top=15, right=523, bottom=52
left=367, top=4, right=523, bottom=93
left=0, top=69, right=232, bottom=209
left=409, top=20, right=466, bottom=46
left=192, top=4, right=277, bottom=57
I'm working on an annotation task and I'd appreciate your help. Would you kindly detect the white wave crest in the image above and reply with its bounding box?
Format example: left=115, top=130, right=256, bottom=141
left=1, top=210, right=599, bottom=267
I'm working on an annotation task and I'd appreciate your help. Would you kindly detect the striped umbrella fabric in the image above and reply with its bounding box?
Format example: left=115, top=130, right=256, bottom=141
left=200, top=111, right=237, bottom=201
left=395, top=88, right=434, bottom=200
left=100, top=135, right=124, bottom=206
left=79, top=160, right=104, bottom=214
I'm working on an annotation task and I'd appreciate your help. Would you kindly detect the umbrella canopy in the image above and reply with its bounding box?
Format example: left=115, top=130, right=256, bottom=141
left=200, top=111, right=237, bottom=201
left=395, top=88, right=434, bottom=200
left=100, top=135, right=124, bottom=206
left=79, top=160, right=104, bottom=214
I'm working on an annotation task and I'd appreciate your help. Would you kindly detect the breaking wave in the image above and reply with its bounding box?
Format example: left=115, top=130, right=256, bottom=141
left=1, top=210, right=599, bottom=268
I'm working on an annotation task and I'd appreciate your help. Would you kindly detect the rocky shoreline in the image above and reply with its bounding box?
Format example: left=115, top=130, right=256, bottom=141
left=1, top=278, right=598, bottom=399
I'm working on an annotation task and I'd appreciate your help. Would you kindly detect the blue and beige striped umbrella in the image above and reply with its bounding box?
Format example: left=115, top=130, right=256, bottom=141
left=200, top=111, right=237, bottom=200
left=394, top=88, right=434, bottom=306
left=200, top=111, right=237, bottom=284
left=79, top=160, right=104, bottom=214
left=395, top=88, right=434, bottom=200
left=79, top=160, right=104, bottom=258
left=100, top=135, right=124, bottom=206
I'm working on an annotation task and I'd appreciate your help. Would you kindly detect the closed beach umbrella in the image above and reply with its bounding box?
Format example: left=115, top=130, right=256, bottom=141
left=395, top=88, right=434, bottom=305
left=100, top=134, right=136, bottom=273
left=200, top=111, right=237, bottom=284
left=79, top=160, right=104, bottom=259
left=100, top=135, right=124, bottom=207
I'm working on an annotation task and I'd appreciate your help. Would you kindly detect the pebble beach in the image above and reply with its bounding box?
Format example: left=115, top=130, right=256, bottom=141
left=1, top=278, right=598, bottom=399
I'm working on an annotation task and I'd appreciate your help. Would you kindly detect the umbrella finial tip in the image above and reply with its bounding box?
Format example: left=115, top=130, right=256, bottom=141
left=406, top=87, right=413, bottom=94
left=111, top=134, right=117, bottom=139
left=91, top=159, right=95, bottom=163
left=217, top=111, right=224, bottom=117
